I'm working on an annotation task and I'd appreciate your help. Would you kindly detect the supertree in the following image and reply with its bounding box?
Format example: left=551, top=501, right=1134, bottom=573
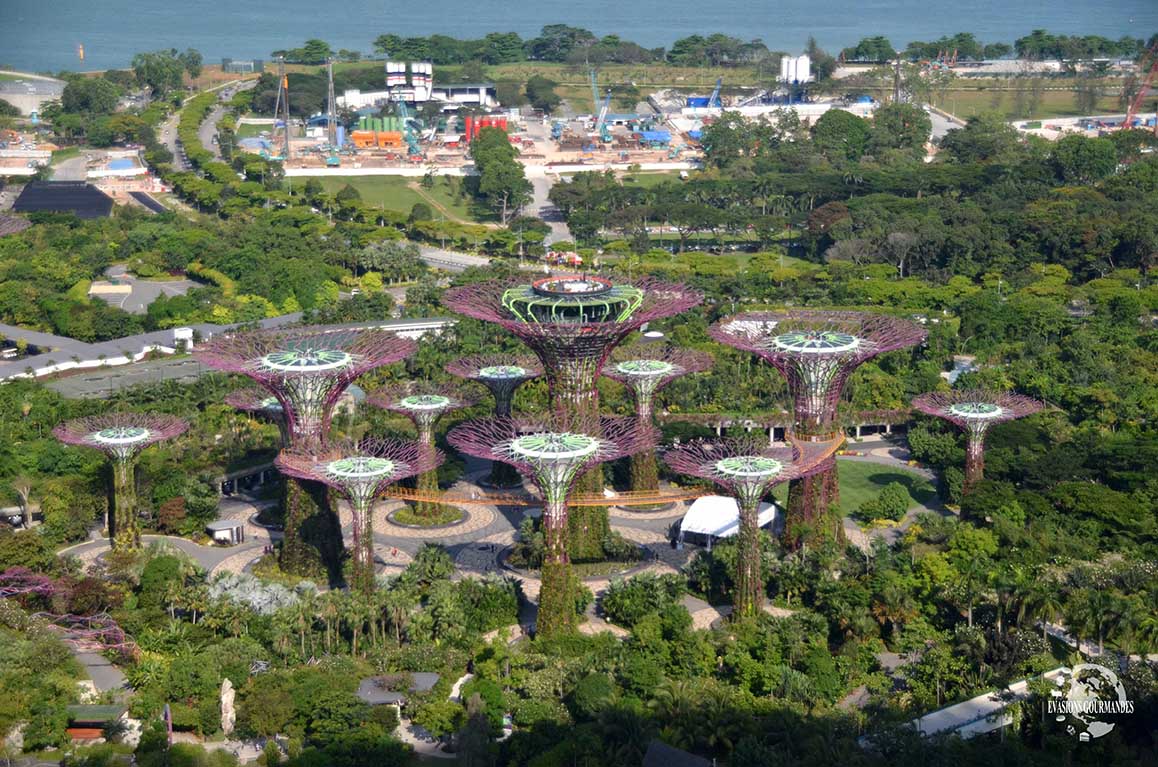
left=225, top=387, right=288, bottom=444
left=276, top=438, right=443, bottom=592
left=53, top=413, right=188, bottom=550
left=445, top=354, right=544, bottom=487
left=198, top=328, right=416, bottom=575
left=710, top=311, right=926, bottom=545
left=604, top=346, right=713, bottom=496
left=448, top=415, right=656, bottom=636
left=665, top=437, right=838, bottom=619
left=911, top=390, right=1043, bottom=495
left=442, top=276, right=701, bottom=558
left=367, top=383, right=477, bottom=518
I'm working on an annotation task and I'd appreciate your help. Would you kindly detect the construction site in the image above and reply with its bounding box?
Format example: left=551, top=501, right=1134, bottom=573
left=241, top=54, right=882, bottom=176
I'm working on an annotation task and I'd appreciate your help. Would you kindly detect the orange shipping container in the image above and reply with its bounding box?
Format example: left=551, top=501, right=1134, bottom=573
left=376, top=131, right=404, bottom=148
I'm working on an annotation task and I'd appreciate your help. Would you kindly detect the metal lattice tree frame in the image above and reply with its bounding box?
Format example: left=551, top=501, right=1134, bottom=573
left=912, top=390, right=1043, bottom=494
left=443, top=276, right=701, bottom=558
left=665, top=438, right=837, bottom=619
left=200, top=328, right=416, bottom=575
left=367, top=383, right=477, bottom=518
left=604, top=346, right=713, bottom=496
left=448, top=415, right=656, bottom=636
left=710, top=311, right=925, bottom=545
left=225, top=387, right=289, bottom=444
left=199, top=328, right=417, bottom=441
left=53, top=414, right=188, bottom=550
left=445, top=354, right=544, bottom=487
left=276, top=438, right=443, bottom=593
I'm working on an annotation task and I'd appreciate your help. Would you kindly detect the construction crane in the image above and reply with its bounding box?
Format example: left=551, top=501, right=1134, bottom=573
left=396, top=99, right=423, bottom=156
left=268, top=57, right=289, bottom=162
left=1123, top=42, right=1158, bottom=134
left=595, top=90, right=612, bottom=142
left=324, top=58, right=340, bottom=166
left=709, top=77, right=723, bottom=108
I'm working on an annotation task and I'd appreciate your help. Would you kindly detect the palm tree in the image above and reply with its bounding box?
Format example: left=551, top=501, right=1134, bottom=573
left=872, top=581, right=918, bottom=641
left=1023, top=580, right=1065, bottom=640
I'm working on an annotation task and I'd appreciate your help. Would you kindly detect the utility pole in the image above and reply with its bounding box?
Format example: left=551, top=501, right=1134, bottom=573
left=893, top=52, right=903, bottom=103
left=326, top=57, right=337, bottom=147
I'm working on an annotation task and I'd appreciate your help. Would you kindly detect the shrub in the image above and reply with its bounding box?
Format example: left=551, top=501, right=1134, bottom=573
left=138, top=555, right=183, bottom=609
left=857, top=481, right=911, bottom=522
left=601, top=573, right=685, bottom=628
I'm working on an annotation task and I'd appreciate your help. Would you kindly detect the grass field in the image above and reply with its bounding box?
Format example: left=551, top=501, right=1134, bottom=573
left=938, top=88, right=1125, bottom=121
left=299, top=175, right=480, bottom=221
left=235, top=122, right=271, bottom=139
left=770, top=458, right=937, bottom=515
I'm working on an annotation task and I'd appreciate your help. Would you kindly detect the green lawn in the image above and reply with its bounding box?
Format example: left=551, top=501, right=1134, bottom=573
left=298, top=175, right=480, bottom=221
left=770, top=458, right=937, bottom=515
left=235, top=122, right=272, bottom=139
left=622, top=171, right=684, bottom=187
left=939, top=88, right=1125, bottom=121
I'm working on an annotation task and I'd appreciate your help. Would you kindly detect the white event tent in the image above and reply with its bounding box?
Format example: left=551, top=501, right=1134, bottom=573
left=677, top=495, right=780, bottom=549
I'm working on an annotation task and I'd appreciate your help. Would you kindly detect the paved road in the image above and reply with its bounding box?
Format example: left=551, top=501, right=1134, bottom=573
left=528, top=175, right=570, bottom=245
left=416, top=244, right=491, bottom=272
left=200, top=105, right=226, bottom=160
left=50, top=154, right=87, bottom=181
left=925, top=105, right=964, bottom=141
left=97, top=264, right=197, bottom=314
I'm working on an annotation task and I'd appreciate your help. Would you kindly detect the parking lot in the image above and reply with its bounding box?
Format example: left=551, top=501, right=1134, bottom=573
left=48, top=356, right=210, bottom=398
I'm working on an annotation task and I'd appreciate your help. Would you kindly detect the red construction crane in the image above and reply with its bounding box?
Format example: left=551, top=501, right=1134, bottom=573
left=1123, top=42, right=1158, bottom=134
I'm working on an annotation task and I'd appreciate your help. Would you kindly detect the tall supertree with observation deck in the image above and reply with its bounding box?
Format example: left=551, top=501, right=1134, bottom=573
left=912, top=390, right=1043, bottom=495
left=367, top=383, right=476, bottom=518
left=710, top=311, right=926, bottom=545
left=665, top=437, right=838, bottom=619
left=449, top=415, right=655, bottom=636
left=603, top=346, right=713, bottom=495
left=442, top=276, right=701, bottom=558
left=198, top=328, right=417, bottom=575
left=54, top=413, right=188, bottom=550
left=445, top=354, right=543, bottom=487
left=276, top=438, right=443, bottom=593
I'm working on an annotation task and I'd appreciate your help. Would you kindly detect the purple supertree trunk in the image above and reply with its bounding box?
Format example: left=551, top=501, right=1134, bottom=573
left=442, top=277, right=701, bottom=559
left=201, top=328, right=416, bottom=575
left=448, top=415, right=655, bottom=636
left=446, top=354, right=544, bottom=486
left=367, top=383, right=476, bottom=518
left=604, top=346, right=713, bottom=496
left=53, top=414, right=188, bottom=550
left=276, top=437, right=443, bottom=592
left=665, top=438, right=839, bottom=619
left=912, top=390, right=1043, bottom=499
left=710, top=311, right=926, bottom=547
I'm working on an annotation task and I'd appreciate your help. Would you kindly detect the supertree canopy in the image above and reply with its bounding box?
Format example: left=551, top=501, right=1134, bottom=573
left=368, top=383, right=477, bottom=518
left=198, top=328, right=416, bottom=441
left=53, top=413, right=188, bottom=550
left=225, top=387, right=288, bottom=444
left=912, top=390, right=1043, bottom=494
left=201, top=328, right=416, bottom=576
left=448, top=415, right=656, bottom=636
left=711, top=310, right=926, bottom=544
left=665, top=437, right=838, bottom=619
left=604, top=346, right=713, bottom=495
left=446, top=354, right=544, bottom=487
left=442, top=276, right=701, bottom=558
left=276, top=438, right=443, bottom=592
